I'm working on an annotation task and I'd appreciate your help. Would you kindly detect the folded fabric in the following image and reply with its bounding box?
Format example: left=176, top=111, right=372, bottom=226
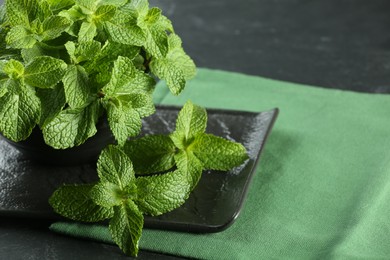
left=50, top=68, right=390, bottom=259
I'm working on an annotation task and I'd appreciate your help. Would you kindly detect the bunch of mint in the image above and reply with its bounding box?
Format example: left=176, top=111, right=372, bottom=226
left=0, top=0, right=195, bottom=146
left=50, top=101, right=248, bottom=256
left=0, top=0, right=249, bottom=257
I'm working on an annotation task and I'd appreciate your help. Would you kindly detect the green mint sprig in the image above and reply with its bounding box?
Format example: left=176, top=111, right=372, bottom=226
left=126, top=101, right=249, bottom=188
left=50, top=145, right=193, bottom=256
left=5, top=0, right=71, bottom=49
left=50, top=102, right=249, bottom=256
left=0, top=57, right=66, bottom=141
left=50, top=145, right=142, bottom=255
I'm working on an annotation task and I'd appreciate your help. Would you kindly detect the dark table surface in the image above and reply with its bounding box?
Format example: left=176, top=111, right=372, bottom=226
left=1, top=0, right=389, bottom=259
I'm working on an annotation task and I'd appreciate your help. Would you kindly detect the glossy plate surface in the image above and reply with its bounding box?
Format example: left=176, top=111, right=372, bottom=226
left=0, top=106, right=278, bottom=233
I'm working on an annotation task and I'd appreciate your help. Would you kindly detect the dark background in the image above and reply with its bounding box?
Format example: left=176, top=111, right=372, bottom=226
left=1, top=0, right=389, bottom=259
left=152, top=0, right=390, bottom=93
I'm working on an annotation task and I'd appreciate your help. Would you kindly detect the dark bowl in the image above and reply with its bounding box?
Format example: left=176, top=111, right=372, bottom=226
left=0, top=119, right=115, bottom=166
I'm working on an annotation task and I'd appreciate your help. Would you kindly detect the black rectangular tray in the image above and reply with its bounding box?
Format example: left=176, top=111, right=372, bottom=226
left=0, top=106, right=278, bottom=233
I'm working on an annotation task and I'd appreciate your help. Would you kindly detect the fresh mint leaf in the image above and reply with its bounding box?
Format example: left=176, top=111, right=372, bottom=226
left=105, top=22, right=145, bottom=46
left=49, top=184, right=114, bottom=222
left=106, top=100, right=142, bottom=146
left=91, top=181, right=138, bottom=208
left=103, top=56, right=154, bottom=97
left=64, top=41, right=76, bottom=62
left=104, top=10, right=145, bottom=46
left=84, top=41, right=140, bottom=85
left=97, top=145, right=135, bottom=189
left=166, top=34, right=197, bottom=79
left=94, top=5, right=116, bottom=22
left=116, top=91, right=155, bottom=117
left=135, top=169, right=191, bottom=216
left=143, top=7, right=160, bottom=24
left=75, top=0, right=96, bottom=11
left=78, top=21, right=97, bottom=42
left=109, top=201, right=143, bottom=257
left=0, top=80, right=40, bottom=141
left=90, top=181, right=124, bottom=208
left=150, top=34, right=196, bottom=95
left=143, top=23, right=168, bottom=59
left=24, top=56, right=67, bottom=88
left=126, top=0, right=149, bottom=14
left=90, top=40, right=140, bottom=66
left=6, top=25, right=36, bottom=49
left=118, top=92, right=149, bottom=109
left=133, top=94, right=155, bottom=117
left=0, top=24, right=20, bottom=60
left=46, top=0, right=75, bottom=13
left=106, top=100, right=142, bottom=145
left=0, top=79, right=8, bottom=98
left=63, top=64, right=91, bottom=108
left=121, top=2, right=170, bottom=58
left=150, top=58, right=185, bottom=95
left=159, top=14, right=174, bottom=33
left=36, top=83, right=66, bottom=127
left=124, top=135, right=176, bottom=175
left=192, top=133, right=249, bottom=171
left=42, top=100, right=100, bottom=149
left=30, top=19, right=43, bottom=36
left=6, top=0, right=38, bottom=27
left=170, top=101, right=248, bottom=176
left=140, top=8, right=169, bottom=58
left=174, top=150, right=203, bottom=189
left=58, top=5, right=85, bottom=22
left=42, top=15, right=72, bottom=40
left=74, top=41, right=101, bottom=63
left=93, top=63, right=112, bottom=86
left=6, top=0, right=51, bottom=28
left=170, top=100, right=207, bottom=149
left=115, top=65, right=155, bottom=95
left=175, top=100, right=207, bottom=139
left=37, top=0, right=52, bottom=21
left=3, top=59, right=24, bottom=79
left=66, top=41, right=101, bottom=65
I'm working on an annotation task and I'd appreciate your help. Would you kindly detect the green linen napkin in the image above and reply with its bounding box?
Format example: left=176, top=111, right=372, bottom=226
left=50, top=68, right=390, bottom=259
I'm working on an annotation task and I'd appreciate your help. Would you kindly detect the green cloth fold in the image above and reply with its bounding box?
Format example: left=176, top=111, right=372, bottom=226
left=50, top=68, right=390, bottom=259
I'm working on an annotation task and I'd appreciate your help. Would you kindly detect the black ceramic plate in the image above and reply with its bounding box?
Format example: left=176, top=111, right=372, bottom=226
left=0, top=106, right=278, bottom=233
